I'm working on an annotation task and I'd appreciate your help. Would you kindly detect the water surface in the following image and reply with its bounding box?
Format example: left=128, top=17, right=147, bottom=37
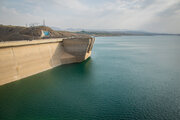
left=0, top=36, right=180, bottom=120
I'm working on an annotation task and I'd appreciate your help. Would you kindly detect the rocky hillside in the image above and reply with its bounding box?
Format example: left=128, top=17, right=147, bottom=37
left=0, top=25, right=90, bottom=42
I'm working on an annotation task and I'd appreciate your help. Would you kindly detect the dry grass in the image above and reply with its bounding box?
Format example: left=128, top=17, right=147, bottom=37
left=0, top=25, right=90, bottom=42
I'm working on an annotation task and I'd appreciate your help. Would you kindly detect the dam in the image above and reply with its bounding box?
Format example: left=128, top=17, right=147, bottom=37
left=0, top=37, right=95, bottom=86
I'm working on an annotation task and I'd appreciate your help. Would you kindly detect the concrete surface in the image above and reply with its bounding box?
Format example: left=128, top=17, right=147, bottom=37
left=0, top=37, right=95, bottom=85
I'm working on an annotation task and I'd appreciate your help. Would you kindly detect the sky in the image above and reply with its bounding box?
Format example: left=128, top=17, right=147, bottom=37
left=0, top=0, right=180, bottom=33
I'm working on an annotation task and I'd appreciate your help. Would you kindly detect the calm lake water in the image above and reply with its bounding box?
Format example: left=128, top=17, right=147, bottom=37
left=0, top=36, right=180, bottom=120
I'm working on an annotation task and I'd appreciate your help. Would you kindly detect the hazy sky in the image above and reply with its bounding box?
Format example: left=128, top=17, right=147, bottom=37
left=0, top=0, right=180, bottom=33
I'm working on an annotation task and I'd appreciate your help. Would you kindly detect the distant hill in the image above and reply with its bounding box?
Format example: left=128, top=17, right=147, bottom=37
left=76, top=30, right=180, bottom=37
left=0, top=25, right=89, bottom=42
left=50, top=27, right=179, bottom=36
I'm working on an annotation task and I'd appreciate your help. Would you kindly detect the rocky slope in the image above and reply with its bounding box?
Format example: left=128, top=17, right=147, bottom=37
left=0, top=25, right=89, bottom=42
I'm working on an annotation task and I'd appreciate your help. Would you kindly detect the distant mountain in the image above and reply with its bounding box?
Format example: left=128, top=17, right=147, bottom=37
left=50, top=27, right=180, bottom=36
left=50, top=27, right=85, bottom=32
left=76, top=30, right=180, bottom=36
left=50, top=26, right=62, bottom=31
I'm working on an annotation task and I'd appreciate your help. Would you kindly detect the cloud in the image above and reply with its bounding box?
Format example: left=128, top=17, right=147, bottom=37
left=53, top=0, right=89, bottom=11
left=0, top=0, right=180, bottom=33
left=0, top=6, right=43, bottom=26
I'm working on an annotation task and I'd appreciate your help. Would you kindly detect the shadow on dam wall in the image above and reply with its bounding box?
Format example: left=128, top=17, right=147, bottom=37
left=49, top=43, right=64, bottom=68
left=49, top=42, right=77, bottom=68
left=49, top=37, right=94, bottom=68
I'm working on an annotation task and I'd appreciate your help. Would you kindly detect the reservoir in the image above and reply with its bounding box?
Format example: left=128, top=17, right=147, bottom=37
left=0, top=36, right=180, bottom=120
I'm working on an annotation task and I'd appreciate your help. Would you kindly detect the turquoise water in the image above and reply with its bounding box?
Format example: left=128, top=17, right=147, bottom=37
left=0, top=36, right=180, bottom=120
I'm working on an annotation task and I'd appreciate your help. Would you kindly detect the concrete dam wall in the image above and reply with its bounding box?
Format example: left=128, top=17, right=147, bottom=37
left=0, top=37, right=95, bottom=86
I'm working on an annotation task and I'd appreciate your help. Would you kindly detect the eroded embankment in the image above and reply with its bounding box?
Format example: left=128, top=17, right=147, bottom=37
left=0, top=37, right=95, bottom=85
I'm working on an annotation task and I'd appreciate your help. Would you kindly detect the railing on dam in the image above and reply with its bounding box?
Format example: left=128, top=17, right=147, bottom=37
left=0, top=38, right=64, bottom=48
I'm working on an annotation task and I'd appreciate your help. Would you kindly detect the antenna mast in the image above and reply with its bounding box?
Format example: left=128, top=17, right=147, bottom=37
left=43, top=19, right=45, bottom=26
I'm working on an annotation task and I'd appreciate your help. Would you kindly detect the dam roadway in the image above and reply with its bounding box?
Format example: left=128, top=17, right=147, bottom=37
left=0, top=37, right=95, bottom=86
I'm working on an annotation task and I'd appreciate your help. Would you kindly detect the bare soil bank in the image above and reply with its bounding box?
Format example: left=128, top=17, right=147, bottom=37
left=0, top=25, right=90, bottom=42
